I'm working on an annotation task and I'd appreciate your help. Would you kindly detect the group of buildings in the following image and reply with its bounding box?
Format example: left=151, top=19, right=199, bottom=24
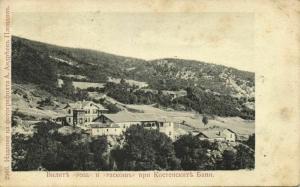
left=61, top=101, right=175, bottom=140
left=60, top=100, right=237, bottom=142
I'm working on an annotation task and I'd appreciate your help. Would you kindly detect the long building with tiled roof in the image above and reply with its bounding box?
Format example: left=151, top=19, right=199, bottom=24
left=90, top=112, right=175, bottom=140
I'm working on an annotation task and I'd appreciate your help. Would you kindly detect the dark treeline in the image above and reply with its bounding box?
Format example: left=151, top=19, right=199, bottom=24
left=12, top=122, right=254, bottom=171
left=12, top=122, right=109, bottom=171
left=103, top=81, right=254, bottom=120
left=12, top=37, right=58, bottom=88
left=104, top=81, right=173, bottom=106
left=180, top=87, right=255, bottom=120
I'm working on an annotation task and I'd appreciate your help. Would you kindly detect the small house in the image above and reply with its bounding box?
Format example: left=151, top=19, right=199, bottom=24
left=197, top=128, right=237, bottom=142
left=222, top=128, right=237, bottom=142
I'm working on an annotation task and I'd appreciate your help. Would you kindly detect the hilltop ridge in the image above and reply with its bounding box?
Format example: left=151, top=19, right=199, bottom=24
left=12, top=36, right=255, bottom=120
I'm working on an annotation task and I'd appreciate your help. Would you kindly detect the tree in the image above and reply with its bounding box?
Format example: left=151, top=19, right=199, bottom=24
left=74, top=89, right=89, bottom=101
left=120, top=78, right=126, bottom=85
left=245, top=134, right=255, bottom=150
left=110, top=146, right=126, bottom=170
left=186, top=87, right=193, bottom=98
left=173, top=134, right=215, bottom=170
left=38, top=96, right=54, bottom=107
left=90, top=137, right=109, bottom=170
left=221, top=149, right=236, bottom=170
left=61, top=79, right=75, bottom=98
left=130, top=94, right=138, bottom=104
left=106, top=103, right=121, bottom=113
left=112, top=126, right=180, bottom=170
left=12, top=121, right=110, bottom=171
left=202, top=116, right=208, bottom=126
left=235, top=144, right=254, bottom=169
left=12, top=39, right=58, bottom=88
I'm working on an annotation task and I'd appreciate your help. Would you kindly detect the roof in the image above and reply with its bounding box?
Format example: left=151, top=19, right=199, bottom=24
left=65, top=101, right=108, bottom=111
left=198, top=128, right=236, bottom=139
left=94, top=112, right=172, bottom=123
left=223, top=128, right=236, bottom=134
left=162, top=90, right=187, bottom=95
left=72, top=82, right=105, bottom=89
left=90, top=123, right=120, bottom=128
left=199, top=130, right=224, bottom=139
left=175, top=128, right=189, bottom=136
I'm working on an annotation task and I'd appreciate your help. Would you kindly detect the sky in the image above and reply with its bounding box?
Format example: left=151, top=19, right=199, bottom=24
left=12, top=11, right=254, bottom=71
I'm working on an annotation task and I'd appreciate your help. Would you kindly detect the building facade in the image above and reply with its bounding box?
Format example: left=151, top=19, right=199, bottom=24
left=90, top=112, right=175, bottom=140
left=90, top=123, right=122, bottom=136
left=197, top=128, right=237, bottom=142
left=222, top=129, right=237, bottom=142
left=64, top=101, right=108, bottom=128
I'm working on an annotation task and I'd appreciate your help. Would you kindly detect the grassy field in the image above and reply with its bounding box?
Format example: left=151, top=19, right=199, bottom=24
left=108, top=77, right=148, bottom=88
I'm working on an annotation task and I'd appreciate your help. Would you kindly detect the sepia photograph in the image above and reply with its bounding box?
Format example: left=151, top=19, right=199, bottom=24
left=2, top=0, right=300, bottom=186
left=10, top=11, right=255, bottom=172
left=10, top=11, right=256, bottom=172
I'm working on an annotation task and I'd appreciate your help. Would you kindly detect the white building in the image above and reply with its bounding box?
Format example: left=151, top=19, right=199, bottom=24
left=64, top=101, right=108, bottom=129
left=90, top=123, right=122, bottom=136
left=90, top=112, right=175, bottom=140
left=197, top=128, right=237, bottom=142
left=222, top=129, right=237, bottom=142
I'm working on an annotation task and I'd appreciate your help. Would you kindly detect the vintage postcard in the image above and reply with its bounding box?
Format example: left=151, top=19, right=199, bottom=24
left=0, top=0, right=299, bottom=186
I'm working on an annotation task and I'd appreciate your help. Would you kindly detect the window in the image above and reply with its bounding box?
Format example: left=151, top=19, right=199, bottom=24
left=107, top=129, right=109, bottom=132
left=85, top=118, right=87, bottom=122
left=79, top=118, right=83, bottom=124
left=68, top=118, right=71, bottom=123
left=68, top=109, right=71, bottom=114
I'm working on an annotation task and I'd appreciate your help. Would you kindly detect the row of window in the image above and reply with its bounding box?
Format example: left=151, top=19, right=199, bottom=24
left=97, top=128, right=118, bottom=132
left=85, top=109, right=98, bottom=114
left=94, top=128, right=172, bottom=137
left=67, top=117, right=173, bottom=129
left=67, top=117, right=94, bottom=124
left=68, top=109, right=98, bottom=114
